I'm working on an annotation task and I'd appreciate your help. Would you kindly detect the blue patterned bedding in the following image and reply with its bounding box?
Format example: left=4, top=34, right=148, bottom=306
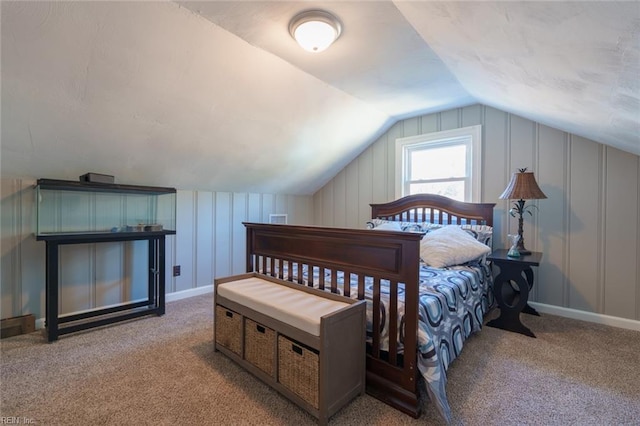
left=415, top=262, right=493, bottom=422
left=272, top=260, right=493, bottom=422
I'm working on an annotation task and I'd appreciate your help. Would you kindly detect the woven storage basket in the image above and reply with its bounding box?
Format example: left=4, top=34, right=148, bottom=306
left=215, top=305, right=242, bottom=356
left=244, top=318, right=275, bottom=376
left=278, top=335, right=319, bottom=409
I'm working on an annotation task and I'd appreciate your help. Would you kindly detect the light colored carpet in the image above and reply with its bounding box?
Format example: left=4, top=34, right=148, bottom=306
left=1, top=294, right=639, bottom=425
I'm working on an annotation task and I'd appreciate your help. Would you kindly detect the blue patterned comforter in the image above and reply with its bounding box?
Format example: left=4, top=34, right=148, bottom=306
left=415, top=262, right=493, bottom=421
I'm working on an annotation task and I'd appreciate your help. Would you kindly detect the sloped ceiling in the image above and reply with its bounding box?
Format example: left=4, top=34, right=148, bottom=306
left=2, top=1, right=638, bottom=195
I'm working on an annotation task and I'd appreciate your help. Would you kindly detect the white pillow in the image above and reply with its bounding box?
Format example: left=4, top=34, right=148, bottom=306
left=420, top=225, right=491, bottom=268
left=366, top=218, right=424, bottom=232
left=371, top=221, right=403, bottom=231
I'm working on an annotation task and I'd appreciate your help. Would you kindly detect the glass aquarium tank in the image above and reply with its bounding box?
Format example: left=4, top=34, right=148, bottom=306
left=35, top=179, right=176, bottom=236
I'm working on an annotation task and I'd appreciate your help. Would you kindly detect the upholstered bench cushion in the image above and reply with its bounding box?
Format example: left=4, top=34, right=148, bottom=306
left=217, top=277, right=349, bottom=336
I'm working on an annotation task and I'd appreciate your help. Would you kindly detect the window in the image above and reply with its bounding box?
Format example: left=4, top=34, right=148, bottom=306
left=395, top=125, right=482, bottom=202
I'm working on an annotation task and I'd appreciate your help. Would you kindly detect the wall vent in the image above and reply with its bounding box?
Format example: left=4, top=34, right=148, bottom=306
left=269, top=214, right=288, bottom=225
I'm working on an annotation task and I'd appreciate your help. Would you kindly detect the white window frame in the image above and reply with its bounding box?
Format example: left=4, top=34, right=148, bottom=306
left=395, top=125, right=482, bottom=202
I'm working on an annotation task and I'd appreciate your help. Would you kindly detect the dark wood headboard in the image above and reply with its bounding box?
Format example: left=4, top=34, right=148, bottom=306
left=370, top=194, right=495, bottom=226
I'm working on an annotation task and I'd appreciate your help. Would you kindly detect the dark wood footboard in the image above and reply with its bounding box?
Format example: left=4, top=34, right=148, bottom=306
left=243, top=222, right=423, bottom=417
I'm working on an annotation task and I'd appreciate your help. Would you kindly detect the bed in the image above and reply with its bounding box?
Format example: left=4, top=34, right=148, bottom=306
left=243, top=194, right=496, bottom=422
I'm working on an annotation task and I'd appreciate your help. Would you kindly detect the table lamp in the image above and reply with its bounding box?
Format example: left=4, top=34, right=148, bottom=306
left=499, top=168, right=547, bottom=255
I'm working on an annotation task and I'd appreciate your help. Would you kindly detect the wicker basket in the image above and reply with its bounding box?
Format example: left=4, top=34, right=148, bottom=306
left=215, top=305, right=242, bottom=356
left=278, top=335, right=319, bottom=409
left=244, top=319, right=275, bottom=377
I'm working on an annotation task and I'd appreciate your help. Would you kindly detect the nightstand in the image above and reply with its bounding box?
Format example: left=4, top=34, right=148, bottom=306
left=486, top=249, right=542, bottom=338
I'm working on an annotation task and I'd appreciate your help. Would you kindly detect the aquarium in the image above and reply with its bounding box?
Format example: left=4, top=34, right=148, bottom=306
left=35, top=179, right=176, bottom=236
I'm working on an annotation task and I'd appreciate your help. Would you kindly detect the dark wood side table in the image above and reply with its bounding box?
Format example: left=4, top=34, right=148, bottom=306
left=486, top=249, right=542, bottom=338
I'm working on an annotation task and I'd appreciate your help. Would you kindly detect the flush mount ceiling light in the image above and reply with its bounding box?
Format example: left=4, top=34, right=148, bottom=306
left=289, top=10, right=342, bottom=53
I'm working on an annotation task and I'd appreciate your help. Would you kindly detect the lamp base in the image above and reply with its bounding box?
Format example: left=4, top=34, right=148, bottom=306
left=516, top=230, right=531, bottom=256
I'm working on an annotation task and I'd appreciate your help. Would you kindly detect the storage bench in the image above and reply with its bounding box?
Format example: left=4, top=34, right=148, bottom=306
left=214, top=272, right=366, bottom=425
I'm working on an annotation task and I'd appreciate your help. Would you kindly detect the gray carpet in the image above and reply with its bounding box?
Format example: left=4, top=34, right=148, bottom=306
left=1, top=294, right=639, bottom=425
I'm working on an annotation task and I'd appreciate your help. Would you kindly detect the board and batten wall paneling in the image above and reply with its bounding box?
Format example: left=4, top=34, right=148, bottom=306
left=164, top=234, right=176, bottom=294
left=213, top=191, right=232, bottom=279
left=175, top=190, right=195, bottom=293
left=420, top=112, right=439, bottom=135
left=248, top=193, right=261, bottom=223
left=94, top=193, right=126, bottom=306
left=314, top=182, right=334, bottom=226
left=274, top=194, right=287, bottom=218
left=604, top=147, right=639, bottom=319
left=403, top=116, right=421, bottom=139
left=483, top=106, right=509, bottom=243
left=312, top=104, right=640, bottom=322
left=441, top=108, right=461, bottom=131
left=232, top=193, right=248, bottom=275
left=0, top=179, right=313, bottom=320
left=333, top=169, right=347, bottom=227
left=461, top=104, right=483, bottom=129
left=371, top=136, right=387, bottom=204
left=125, top=240, right=149, bottom=302
left=196, top=191, right=214, bottom=291
left=173, top=190, right=313, bottom=286
left=508, top=114, right=538, bottom=251
left=386, top=122, right=403, bottom=199
left=536, top=125, right=569, bottom=306
left=94, top=242, right=125, bottom=307
left=506, top=114, right=540, bottom=297
left=358, top=148, right=372, bottom=228
left=293, top=195, right=310, bottom=224
left=345, top=161, right=359, bottom=229
left=261, top=194, right=274, bottom=225
left=59, top=244, right=91, bottom=314
left=568, top=136, right=603, bottom=313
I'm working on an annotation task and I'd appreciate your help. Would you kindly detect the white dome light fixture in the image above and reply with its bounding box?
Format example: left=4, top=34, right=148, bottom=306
left=289, top=10, right=342, bottom=53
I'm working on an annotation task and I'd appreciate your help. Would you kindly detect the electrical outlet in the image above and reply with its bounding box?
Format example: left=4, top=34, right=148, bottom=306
left=173, top=265, right=181, bottom=277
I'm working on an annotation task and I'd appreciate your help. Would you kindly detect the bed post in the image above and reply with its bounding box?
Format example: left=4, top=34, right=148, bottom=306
left=246, top=226, right=254, bottom=273
left=365, top=232, right=422, bottom=418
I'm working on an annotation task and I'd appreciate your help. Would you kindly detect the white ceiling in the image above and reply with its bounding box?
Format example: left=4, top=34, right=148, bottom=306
left=2, top=1, right=638, bottom=195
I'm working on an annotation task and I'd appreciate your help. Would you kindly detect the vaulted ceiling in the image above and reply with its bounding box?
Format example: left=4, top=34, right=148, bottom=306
left=2, top=1, right=638, bottom=194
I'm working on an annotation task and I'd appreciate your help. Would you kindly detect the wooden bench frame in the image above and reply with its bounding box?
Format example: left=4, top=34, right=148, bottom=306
left=214, top=272, right=366, bottom=425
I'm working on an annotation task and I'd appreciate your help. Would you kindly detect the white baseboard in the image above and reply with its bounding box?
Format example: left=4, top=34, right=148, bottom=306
left=528, top=302, right=640, bottom=332
left=166, top=284, right=214, bottom=302
left=35, top=318, right=45, bottom=330
left=34, top=285, right=215, bottom=330
left=33, top=291, right=639, bottom=333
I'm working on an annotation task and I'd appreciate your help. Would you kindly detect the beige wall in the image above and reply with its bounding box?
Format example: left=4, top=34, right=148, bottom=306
left=313, top=104, right=640, bottom=322
left=0, top=178, right=312, bottom=320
